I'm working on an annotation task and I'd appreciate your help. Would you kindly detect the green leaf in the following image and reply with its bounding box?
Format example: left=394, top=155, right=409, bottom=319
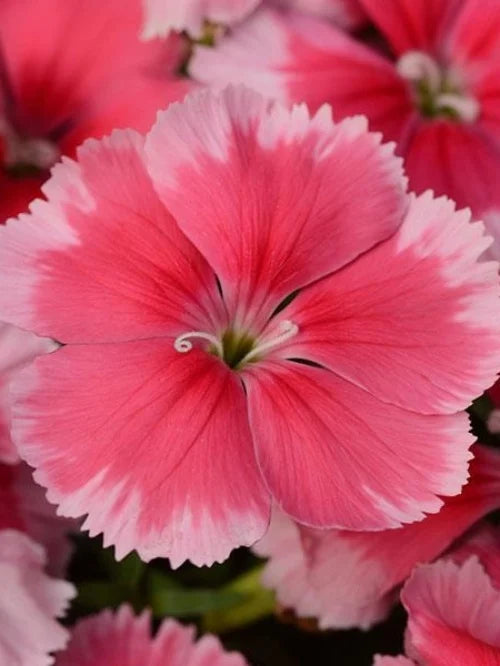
left=202, top=565, right=275, bottom=633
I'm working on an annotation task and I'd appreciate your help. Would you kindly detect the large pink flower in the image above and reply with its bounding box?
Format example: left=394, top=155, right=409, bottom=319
left=0, top=322, right=55, bottom=463
left=55, top=604, right=247, bottom=665
left=0, top=462, right=75, bottom=575
left=254, top=445, right=500, bottom=629
left=142, top=0, right=362, bottom=38
left=1, top=86, right=499, bottom=567
left=0, top=0, right=192, bottom=222
left=0, top=529, right=75, bottom=666
left=191, top=0, right=500, bottom=250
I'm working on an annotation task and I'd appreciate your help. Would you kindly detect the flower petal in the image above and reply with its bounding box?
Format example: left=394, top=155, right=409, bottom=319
left=446, top=0, right=500, bottom=63
left=402, top=558, right=500, bottom=663
left=146, top=85, right=407, bottom=329
left=0, top=130, right=224, bottom=344
left=12, top=340, right=269, bottom=567
left=451, top=524, right=500, bottom=590
left=0, top=323, right=55, bottom=464
left=0, top=529, right=75, bottom=666
left=243, top=359, right=473, bottom=530
left=404, top=121, right=500, bottom=216
left=142, top=0, right=260, bottom=38
left=254, top=445, right=500, bottom=630
left=190, top=9, right=414, bottom=145
left=358, top=0, right=460, bottom=55
left=273, top=191, right=500, bottom=414
left=0, top=462, right=75, bottom=576
left=274, top=0, right=366, bottom=28
left=55, top=604, right=248, bottom=666
left=373, top=657, right=416, bottom=666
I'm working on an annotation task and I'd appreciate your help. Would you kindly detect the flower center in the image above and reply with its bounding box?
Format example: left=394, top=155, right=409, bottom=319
left=1, top=122, right=60, bottom=177
left=174, top=320, right=299, bottom=369
left=396, top=51, right=479, bottom=122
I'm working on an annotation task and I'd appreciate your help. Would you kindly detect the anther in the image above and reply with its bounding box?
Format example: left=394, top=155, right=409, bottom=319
left=173, top=331, right=224, bottom=357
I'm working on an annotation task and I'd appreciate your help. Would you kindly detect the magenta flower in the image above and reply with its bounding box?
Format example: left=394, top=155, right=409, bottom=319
left=0, top=0, right=192, bottom=222
left=1, top=87, right=499, bottom=567
left=55, top=604, right=247, bottom=666
left=254, top=445, right=500, bottom=630
left=0, top=529, right=75, bottom=666
left=191, top=0, right=500, bottom=250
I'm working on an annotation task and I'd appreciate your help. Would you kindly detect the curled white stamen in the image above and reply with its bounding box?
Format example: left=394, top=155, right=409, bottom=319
left=239, top=320, right=299, bottom=365
left=435, top=93, right=479, bottom=122
left=174, top=331, right=223, bottom=356
left=397, top=51, right=442, bottom=92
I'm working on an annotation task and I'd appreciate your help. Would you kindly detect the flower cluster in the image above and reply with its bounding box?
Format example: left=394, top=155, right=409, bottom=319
left=1, top=0, right=500, bottom=664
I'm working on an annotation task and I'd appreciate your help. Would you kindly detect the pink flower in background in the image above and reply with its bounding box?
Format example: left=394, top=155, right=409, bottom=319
left=142, top=0, right=363, bottom=39
left=0, top=86, right=499, bottom=567
left=0, top=323, right=55, bottom=463
left=0, top=529, right=75, bottom=666
left=142, top=0, right=261, bottom=38
left=191, top=0, right=500, bottom=252
left=254, top=445, right=500, bottom=630
left=0, top=462, right=75, bottom=576
left=400, top=557, right=500, bottom=664
left=0, top=0, right=192, bottom=223
left=55, top=604, right=247, bottom=666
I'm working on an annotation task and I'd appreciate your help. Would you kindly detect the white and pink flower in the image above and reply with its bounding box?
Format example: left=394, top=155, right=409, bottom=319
left=0, top=87, right=498, bottom=567
left=55, top=604, right=247, bottom=666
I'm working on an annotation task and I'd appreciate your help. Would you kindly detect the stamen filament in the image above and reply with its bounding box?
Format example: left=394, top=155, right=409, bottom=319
left=239, top=320, right=299, bottom=365
left=174, top=331, right=224, bottom=356
left=434, top=93, right=479, bottom=123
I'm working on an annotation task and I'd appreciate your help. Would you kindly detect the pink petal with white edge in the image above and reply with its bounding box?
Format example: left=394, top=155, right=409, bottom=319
left=0, top=323, right=56, bottom=464
left=402, top=558, right=500, bottom=664
left=273, top=191, right=500, bottom=415
left=55, top=604, right=248, bottom=666
left=142, top=0, right=260, bottom=38
left=358, top=0, right=459, bottom=55
left=146, top=85, right=407, bottom=330
left=190, top=10, right=414, bottom=146
left=0, top=529, right=75, bottom=666
left=253, top=508, right=395, bottom=629
left=12, top=340, right=269, bottom=567
left=373, top=657, right=416, bottom=666
left=0, top=463, right=75, bottom=576
left=451, top=524, right=500, bottom=590
left=0, top=130, right=225, bottom=345
left=253, top=445, right=500, bottom=630
left=243, top=359, right=473, bottom=530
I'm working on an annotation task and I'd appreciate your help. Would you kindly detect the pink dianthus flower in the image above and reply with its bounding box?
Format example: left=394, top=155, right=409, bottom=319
left=0, top=86, right=499, bottom=567
left=55, top=604, right=247, bottom=666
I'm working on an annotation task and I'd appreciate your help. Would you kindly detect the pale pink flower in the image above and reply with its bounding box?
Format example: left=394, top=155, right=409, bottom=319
left=0, top=322, right=55, bottom=463
left=142, top=0, right=362, bottom=39
left=0, top=462, right=75, bottom=575
left=400, top=557, right=500, bottom=664
left=55, top=604, right=247, bottom=666
left=254, top=445, right=500, bottom=629
left=0, top=529, right=75, bottom=666
left=191, top=0, right=500, bottom=250
left=1, top=86, right=499, bottom=567
left=373, top=658, right=416, bottom=666
left=0, top=0, right=192, bottom=222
